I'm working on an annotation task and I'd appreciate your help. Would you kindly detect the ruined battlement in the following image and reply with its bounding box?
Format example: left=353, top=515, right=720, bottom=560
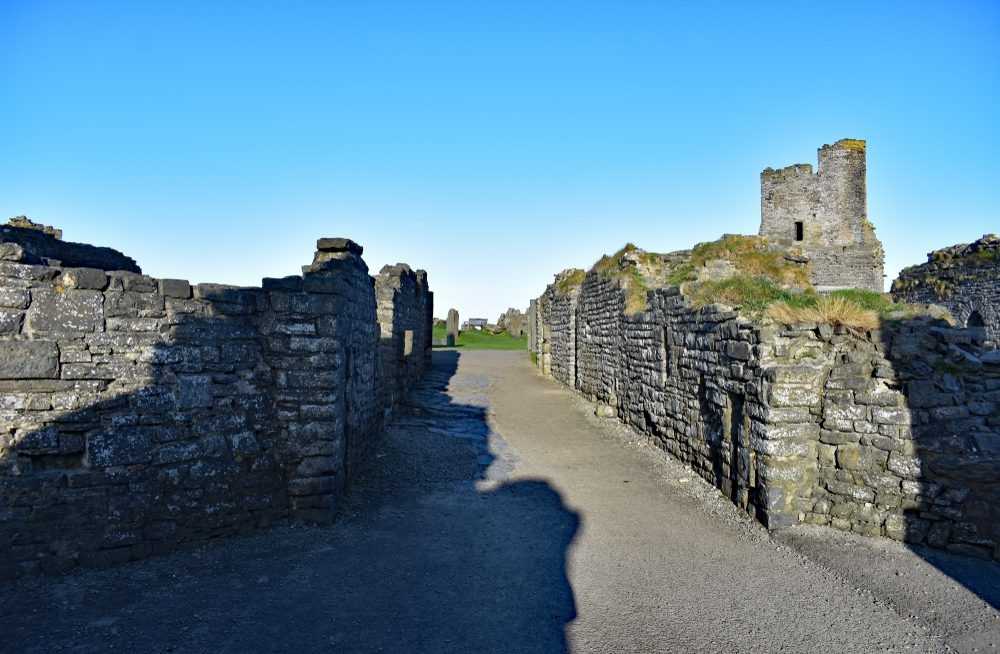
left=760, top=163, right=814, bottom=180
left=1, top=217, right=141, bottom=273
left=759, top=139, right=883, bottom=292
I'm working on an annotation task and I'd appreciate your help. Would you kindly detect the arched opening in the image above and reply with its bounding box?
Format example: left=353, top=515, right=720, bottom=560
left=966, top=310, right=987, bottom=342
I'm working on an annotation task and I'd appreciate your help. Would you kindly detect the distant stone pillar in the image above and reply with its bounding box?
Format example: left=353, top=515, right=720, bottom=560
left=446, top=308, right=459, bottom=346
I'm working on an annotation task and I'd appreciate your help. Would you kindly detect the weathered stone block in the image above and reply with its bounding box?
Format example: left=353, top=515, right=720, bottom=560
left=87, top=428, right=153, bottom=467
left=176, top=375, right=213, bottom=409
left=835, top=444, right=861, bottom=470
left=0, top=309, right=23, bottom=334
left=158, top=279, right=191, bottom=298
left=725, top=341, right=752, bottom=361
left=0, top=341, right=59, bottom=379
left=886, top=452, right=921, bottom=479
left=61, top=268, right=108, bottom=290
left=0, top=287, right=30, bottom=309
left=316, top=237, right=363, bottom=255
left=26, top=289, right=103, bottom=335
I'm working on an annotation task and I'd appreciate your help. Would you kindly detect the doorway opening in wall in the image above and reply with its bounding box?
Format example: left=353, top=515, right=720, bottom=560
left=967, top=310, right=986, bottom=342
left=660, top=326, right=671, bottom=385
left=794, top=221, right=804, bottom=241
left=573, top=315, right=579, bottom=390
left=725, top=393, right=753, bottom=512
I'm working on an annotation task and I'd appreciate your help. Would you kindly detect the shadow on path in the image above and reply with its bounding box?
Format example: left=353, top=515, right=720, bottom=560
left=1, top=350, right=580, bottom=654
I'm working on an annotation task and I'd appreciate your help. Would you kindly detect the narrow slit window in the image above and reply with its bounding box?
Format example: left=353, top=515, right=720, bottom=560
left=794, top=221, right=804, bottom=241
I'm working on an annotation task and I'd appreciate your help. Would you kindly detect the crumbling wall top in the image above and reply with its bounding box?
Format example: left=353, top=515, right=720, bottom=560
left=0, top=217, right=141, bottom=273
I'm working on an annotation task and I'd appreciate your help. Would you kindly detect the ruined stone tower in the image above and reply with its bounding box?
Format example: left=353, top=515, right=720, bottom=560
left=759, top=139, right=884, bottom=292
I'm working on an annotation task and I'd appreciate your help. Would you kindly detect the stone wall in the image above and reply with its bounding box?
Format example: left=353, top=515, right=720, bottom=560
left=891, top=234, right=1000, bottom=346
left=800, top=320, right=1000, bottom=557
left=759, top=139, right=884, bottom=292
left=375, top=264, right=433, bottom=420
left=530, top=271, right=1000, bottom=558
left=0, top=234, right=432, bottom=579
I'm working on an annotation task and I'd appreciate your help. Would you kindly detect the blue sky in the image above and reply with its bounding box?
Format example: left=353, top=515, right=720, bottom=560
left=2, top=1, right=997, bottom=320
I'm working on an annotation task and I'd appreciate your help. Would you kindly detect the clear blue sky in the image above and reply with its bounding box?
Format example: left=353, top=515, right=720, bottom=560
left=2, top=2, right=997, bottom=320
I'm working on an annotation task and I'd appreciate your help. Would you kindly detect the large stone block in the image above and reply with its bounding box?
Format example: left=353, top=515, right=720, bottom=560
left=60, top=268, right=109, bottom=290
left=0, top=287, right=30, bottom=309
left=87, top=428, right=153, bottom=467
left=0, top=309, right=23, bottom=334
left=0, top=341, right=59, bottom=379
left=177, top=374, right=213, bottom=409
left=25, top=288, right=103, bottom=335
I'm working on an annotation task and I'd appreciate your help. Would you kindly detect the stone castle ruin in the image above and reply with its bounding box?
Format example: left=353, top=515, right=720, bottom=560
left=0, top=221, right=432, bottom=578
left=892, top=234, right=1000, bottom=346
left=528, top=139, right=1000, bottom=560
left=760, top=139, right=884, bottom=292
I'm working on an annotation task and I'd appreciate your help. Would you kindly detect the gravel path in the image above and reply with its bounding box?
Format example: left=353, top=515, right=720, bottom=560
left=2, top=350, right=997, bottom=653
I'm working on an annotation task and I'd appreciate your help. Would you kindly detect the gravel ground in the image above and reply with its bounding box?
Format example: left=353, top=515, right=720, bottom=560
left=1, top=350, right=997, bottom=653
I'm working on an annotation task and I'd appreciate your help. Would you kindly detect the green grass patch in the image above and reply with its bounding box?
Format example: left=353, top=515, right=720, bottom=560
left=827, top=289, right=893, bottom=315
left=591, top=243, right=639, bottom=275
left=687, top=275, right=816, bottom=318
left=432, top=324, right=527, bottom=350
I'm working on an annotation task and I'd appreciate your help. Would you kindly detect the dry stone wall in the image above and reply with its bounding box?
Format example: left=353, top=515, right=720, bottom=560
left=0, top=233, right=432, bottom=579
left=375, top=264, right=433, bottom=420
left=799, top=321, right=1000, bottom=557
left=891, top=234, right=1000, bottom=346
left=530, top=272, right=1000, bottom=558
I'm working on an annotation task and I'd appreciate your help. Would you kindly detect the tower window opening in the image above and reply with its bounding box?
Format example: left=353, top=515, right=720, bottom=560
left=794, top=221, right=804, bottom=241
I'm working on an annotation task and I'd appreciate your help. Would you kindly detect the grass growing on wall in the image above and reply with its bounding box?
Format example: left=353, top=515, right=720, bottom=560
left=687, top=276, right=816, bottom=316
left=590, top=243, right=657, bottom=315
left=579, top=236, right=948, bottom=329
left=683, top=235, right=812, bottom=288
left=432, top=325, right=528, bottom=350
left=688, top=279, right=938, bottom=330
left=555, top=269, right=586, bottom=294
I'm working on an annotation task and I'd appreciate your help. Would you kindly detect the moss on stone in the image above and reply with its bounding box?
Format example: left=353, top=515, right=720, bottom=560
left=834, top=138, right=866, bottom=152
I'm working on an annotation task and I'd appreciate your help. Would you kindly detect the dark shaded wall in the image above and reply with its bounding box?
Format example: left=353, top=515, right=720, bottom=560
left=0, top=236, right=432, bottom=579
left=375, top=264, right=433, bottom=420
left=891, top=234, right=1000, bottom=346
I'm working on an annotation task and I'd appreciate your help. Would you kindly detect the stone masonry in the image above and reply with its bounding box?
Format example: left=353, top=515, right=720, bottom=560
left=530, top=260, right=1000, bottom=559
left=760, top=139, right=885, bottom=292
left=0, top=229, right=432, bottom=579
left=375, top=264, right=433, bottom=419
left=891, top=234, right=1000, bottom=346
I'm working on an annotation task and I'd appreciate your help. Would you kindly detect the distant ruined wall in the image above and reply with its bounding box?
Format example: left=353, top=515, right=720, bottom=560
left=891, top=234, right=1000, bottom=345
left=530, top=273, right=1000, bottom=558
left=0, top=231, right=432, bottom=579
left=541, top=284, right=579, bottom=388
left=759, top=139, right=884, bottom=292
